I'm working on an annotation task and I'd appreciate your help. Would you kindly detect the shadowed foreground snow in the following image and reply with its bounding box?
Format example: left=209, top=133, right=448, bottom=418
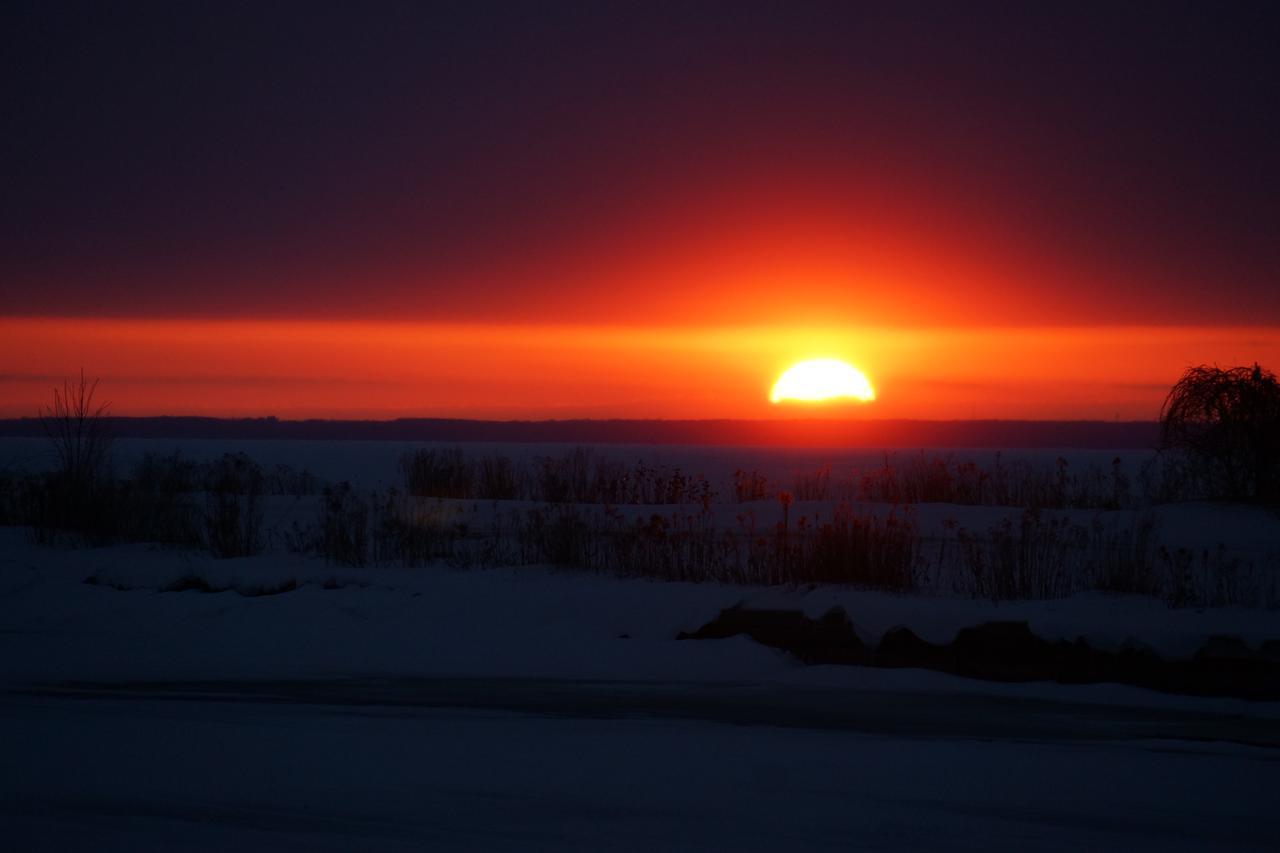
left=2, top=529, right=1278, bottom=850
left=4, top=691, right=1277, bottom=852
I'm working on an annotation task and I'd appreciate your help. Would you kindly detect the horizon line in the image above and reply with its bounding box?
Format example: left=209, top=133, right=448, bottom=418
left=0, top=414, right=1160, bottom=424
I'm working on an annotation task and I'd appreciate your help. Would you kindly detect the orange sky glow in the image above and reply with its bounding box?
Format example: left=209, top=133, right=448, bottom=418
left=6, top=8, right=1278, bottom=424
left=4, top=318, right=1276, bottom=420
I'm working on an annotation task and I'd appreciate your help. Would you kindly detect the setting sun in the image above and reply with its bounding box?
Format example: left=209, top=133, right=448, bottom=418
left=770, top=358, right=876, bottom=404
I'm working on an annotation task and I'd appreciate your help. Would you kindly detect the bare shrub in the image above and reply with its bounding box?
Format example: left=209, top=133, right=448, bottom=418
left=790, top=504, right=916, bottom=590
left=396, top=447, right=716, bottom=505
left=792, top=465, right=831, bottom=501
left=532, top=447, right=594, bottom=503
left=603, top=510, right=737, bottom=581
left=588, top=456, right=633, bottom=504
left=476, top=454, right=520, bottom=500
left=119, top=484, right=203, bottom=548
left=204, top=454, right=264, bottom=558
left=40, top=370, right=114, bottom=489
left=20, top=470, right=119, bottom=545
left=18, top=475, right=77, bottom=545
left=320, top=482, right=369, bottom=566
left=733, top=469, right=770, bottom=502
left=401, top=448, right=473, bottom=498
left=131, top=451, right=321, bottom=497
left=860, top=453, right=960, bottom=504
left=956, top=509, right=1088, bottom=601
left=132, top=451, right=200, bottom=493
left=524, top=450, right=715, bottom=505
left=27, top=371, right=117, bottom=541
left=0, top=471, right=18, bottom=526
left=371, top=490, right=462, bottom=565
left=517, top=504, right=592, bottom=564
left=860, top=453, right=995, bottom=505
left=19, top=443, right=204, bottom=548
left=1155, top=544, right=1274, bottom=608
left=1138, top=452, right=1197, bottom=504
left=265, top=463, right=321, bottom=496
left=854, top=452, right=1140, bottom=510
left=1090, top=513, right=1161, bottom=596
left=1160, top=363, right=1280, bottom=502
left=279, top=518, right=320, bottom=556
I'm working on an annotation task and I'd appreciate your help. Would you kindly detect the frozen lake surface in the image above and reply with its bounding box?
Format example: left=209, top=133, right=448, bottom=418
left=0, top=435, right=1157, bottom=492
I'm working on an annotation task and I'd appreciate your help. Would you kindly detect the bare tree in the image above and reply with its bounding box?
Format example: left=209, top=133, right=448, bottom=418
left=1160, top=363, right=1280, bottom=502
left=39, top=370, right=115, bottom=487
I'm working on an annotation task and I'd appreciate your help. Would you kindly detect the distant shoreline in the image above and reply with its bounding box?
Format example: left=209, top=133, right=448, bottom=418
left=0, top=417, right=1159, bottom=449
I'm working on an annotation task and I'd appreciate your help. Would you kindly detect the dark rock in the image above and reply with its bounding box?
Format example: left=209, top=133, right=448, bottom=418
left=949, top=621, right=1053, bottom=681
left=676, top=606, right=866, bottom=665
left=676, top=608, right=1280, bottom=700
left=1110, top=641, right=1166, bottom=689
left=238, top=578, right=298, bottom=597
left=162, top=574, right=222, bottom=593
left=876, top=626, right=944, bottom=668
left=1195, top=635, right=1256, bottom=662
left=1258, top=640, right=1280, bottom=663
left=1052, top=636, right=1108, bottom=685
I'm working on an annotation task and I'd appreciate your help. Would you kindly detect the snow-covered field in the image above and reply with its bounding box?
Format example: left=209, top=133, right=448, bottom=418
left=2, top=438, right=1279, bottom=850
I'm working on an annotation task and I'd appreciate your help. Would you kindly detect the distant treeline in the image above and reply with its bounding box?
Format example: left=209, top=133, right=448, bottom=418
left=0, top=417, right=1160, bottom=448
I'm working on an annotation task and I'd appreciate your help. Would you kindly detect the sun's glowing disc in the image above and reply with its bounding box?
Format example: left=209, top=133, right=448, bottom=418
left=770, top=359, right=875, bottom=404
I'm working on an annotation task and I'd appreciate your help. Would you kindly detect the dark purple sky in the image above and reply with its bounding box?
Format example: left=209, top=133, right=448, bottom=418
left=4, top=1, right=1279, bottom=326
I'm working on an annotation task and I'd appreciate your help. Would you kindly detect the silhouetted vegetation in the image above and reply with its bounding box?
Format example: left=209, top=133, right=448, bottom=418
left=6, top=370, right=1274, bottom=612
left=320, top=482, right=369, bottom=566
left=1160, top=363, right=1280, bottom=502
left=776, top=503, right=916, bottom=589
left=0, top=471, right=19, bottom=526
left=733, top=469, right=770, bottom=502
left=6, top=435, right=1278, bottom=606
left=400, top=447, right=715, bottom=505
left=370, top=490, right=467, bottom=566
left=476, top=454, right=520, bottom=500
left=203, top=453, right=264, bottom=558
left=14, top=443, right=326, bottom=552
left=401, top=448, right=473, bottom=498
left=791, top=465, right=831, bottom=500
left=133, top=450, right=320, bottom=497
left=40, top=371, right=115, bottom=492
left=852, top=452, right=1135, bottom=509
left=10, top=371, right=322, bottom=549
left=26, top=371, right=117, bottom=542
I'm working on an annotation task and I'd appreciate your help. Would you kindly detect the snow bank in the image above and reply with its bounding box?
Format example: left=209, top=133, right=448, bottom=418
left=3, top=529, right=1277, bottom=717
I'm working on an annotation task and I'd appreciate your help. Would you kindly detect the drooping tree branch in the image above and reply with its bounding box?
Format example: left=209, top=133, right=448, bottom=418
left=1159, top=363, right=1280, bottom=501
